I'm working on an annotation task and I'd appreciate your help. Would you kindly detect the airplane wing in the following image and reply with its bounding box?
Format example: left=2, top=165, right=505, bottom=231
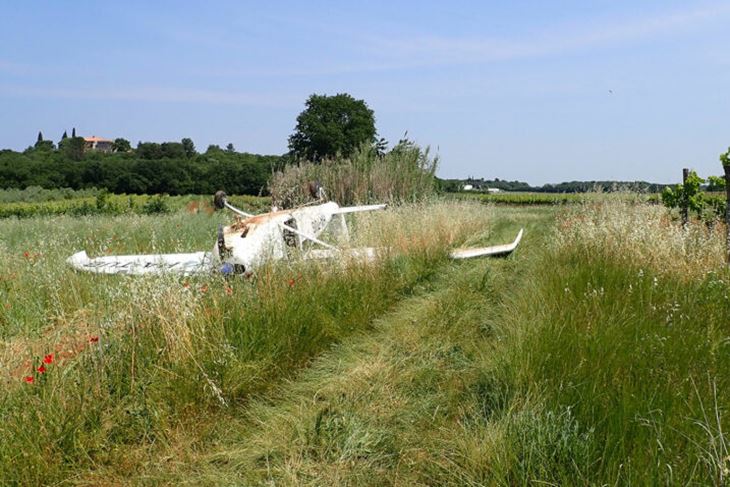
left=330, top=204, right=387, bottom=214
left=67, top=250, right=214, bottom=275
left=449, top=229, right=523, bottom=259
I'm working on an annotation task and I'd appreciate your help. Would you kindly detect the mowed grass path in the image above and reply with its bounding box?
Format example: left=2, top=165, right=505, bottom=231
left=80, top=208, right=552, bottom=485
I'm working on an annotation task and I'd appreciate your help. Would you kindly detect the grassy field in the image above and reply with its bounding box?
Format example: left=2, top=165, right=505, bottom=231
left=1, top=196, right=729, bottom=485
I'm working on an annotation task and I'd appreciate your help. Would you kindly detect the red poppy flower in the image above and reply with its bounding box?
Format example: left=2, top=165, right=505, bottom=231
left=23, top=376, right=34, bottom=384
left=89, top=336, right=99, bottom=343
left=37, top=365, right=46, bottom=373
left=23, top=251, right=30, bottom=259
left=43, top=354, right=54, bottom=364
left=288, top=278, right=296, bottom=288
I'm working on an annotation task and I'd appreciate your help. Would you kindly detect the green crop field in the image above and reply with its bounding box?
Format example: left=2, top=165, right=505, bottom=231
left=447, top=190, right=668, bottom=206
left=0, top=187, right=271, bottom=219
left=1, top=195, right=728, bottom=485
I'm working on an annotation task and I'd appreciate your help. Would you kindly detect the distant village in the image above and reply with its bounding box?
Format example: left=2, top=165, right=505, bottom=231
left=32, top=128, right=119, bottom=153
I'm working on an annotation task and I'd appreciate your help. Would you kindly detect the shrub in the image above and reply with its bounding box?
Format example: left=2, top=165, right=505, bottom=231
left=141, top=195, right=170, bottom=215
left=269, top=141, right=438, bottom=208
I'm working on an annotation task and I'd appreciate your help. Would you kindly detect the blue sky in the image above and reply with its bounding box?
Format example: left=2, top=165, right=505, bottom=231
left=1, top=1, right=729, bottom=184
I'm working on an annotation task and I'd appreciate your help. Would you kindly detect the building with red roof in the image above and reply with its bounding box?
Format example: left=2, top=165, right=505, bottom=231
left=83, top=136, right=113, bottom=153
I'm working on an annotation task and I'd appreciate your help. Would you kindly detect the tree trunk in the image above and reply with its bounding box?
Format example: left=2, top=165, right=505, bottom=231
left=725, top=164, right=730, bottom=265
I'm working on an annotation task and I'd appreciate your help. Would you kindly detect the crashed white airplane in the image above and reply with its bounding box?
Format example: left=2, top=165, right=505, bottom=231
left=67, top=193, right=523, bottom=276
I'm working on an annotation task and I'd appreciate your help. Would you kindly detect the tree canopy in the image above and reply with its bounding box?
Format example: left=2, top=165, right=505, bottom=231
left=288, top=93, right=377, bottom=161
left=721, top=147, right=730, bottom=167
left=0, top=140, right=279, bottom=196
left=112, top=138, right=131, bottom=153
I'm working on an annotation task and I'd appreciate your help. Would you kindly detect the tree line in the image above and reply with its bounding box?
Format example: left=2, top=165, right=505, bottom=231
left=0, top=138, right=280, bottom=196
left=1, top=93, right=384, bottom=196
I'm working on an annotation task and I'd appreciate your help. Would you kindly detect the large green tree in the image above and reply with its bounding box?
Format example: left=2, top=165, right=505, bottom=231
left=181, top=138, right=196, bottom=158
left=34, top=131, right=54, bottom=151
left=59, top=137, right=85, bottom=161
left=288, top=93, right=377, bottom=161
left=112, top=138, right=131, bottom=153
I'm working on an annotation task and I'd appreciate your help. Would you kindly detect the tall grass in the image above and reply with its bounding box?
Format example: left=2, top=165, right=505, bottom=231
left=269, top=143, right=438, bottom=208
left=556, top=199, right=727, bottom=276
left=0, top=200, right=489, bottom=485
left=477, top=200, right=730, bottom=484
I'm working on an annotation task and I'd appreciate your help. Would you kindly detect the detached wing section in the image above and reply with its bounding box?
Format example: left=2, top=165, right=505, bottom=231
left=450, top=229, right=523, bottom=259
left=67, top=251, right=214, bottom=275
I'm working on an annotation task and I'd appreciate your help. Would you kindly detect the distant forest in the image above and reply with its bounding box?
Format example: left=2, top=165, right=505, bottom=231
left=1, top=134, right=671, bottom=196
left=0, top=137, right=280, bottom=196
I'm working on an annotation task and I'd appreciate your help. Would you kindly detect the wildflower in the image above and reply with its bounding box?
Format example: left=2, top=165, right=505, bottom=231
left=200, top=284, right=209, bottom=294
left=23, top=251, right=30, bottom=259
left=23, top=376, right=34, bottom=384
left=225, top=286, right=233, bottom=296
left=183, top=281, right=190, bottom=289
left=89, top=336, right=99, bottom=343
left=288, top=278, right=296, bottom=288
left=43, top=354, right=54, bottom=364
left=37, top=365, right=46, bottom=374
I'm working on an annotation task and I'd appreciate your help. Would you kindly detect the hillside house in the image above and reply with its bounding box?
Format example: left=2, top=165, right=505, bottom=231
left=84, top=136, right=113, bottom=153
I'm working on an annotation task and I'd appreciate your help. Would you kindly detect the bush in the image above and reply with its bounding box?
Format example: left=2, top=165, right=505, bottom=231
left=269, top=141, right=438, bottom=208
left=141, top=195, right=170, bottom=215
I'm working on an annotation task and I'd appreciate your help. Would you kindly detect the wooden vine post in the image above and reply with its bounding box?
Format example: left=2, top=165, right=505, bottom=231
left=721, top=148, right=730, bottom=265
left=682, top=167, right=689, bottom=227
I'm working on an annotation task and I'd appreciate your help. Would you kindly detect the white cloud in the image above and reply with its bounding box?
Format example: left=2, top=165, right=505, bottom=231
left=194, top=3, right=730, bottom=77
left=0, top=84, right=299, bottom=108
left=3, top=3, right=728, bottom=84
left=368, top=3, right=730, bottom=67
